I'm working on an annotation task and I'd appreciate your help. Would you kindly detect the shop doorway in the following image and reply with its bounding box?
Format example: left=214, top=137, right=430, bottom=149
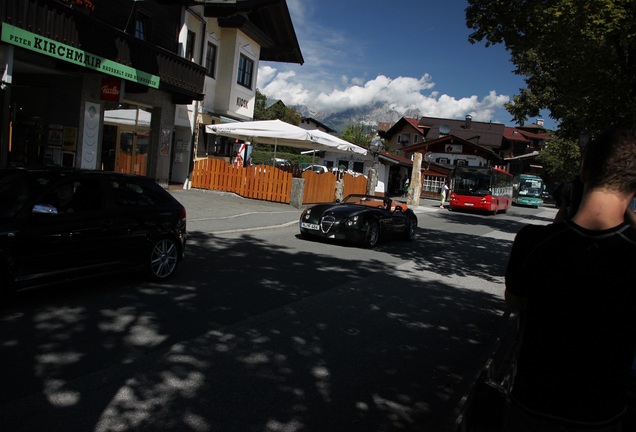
left=102, top=103, right=152, bottom=175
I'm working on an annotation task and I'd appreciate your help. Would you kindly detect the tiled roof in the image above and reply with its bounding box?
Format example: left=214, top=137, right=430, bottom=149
left=504, top=126, right=553, bottom=142
left=416, top=116, right=505, bottom=148
left=379, top=150, right=413, bottom=166
left=503, top=127, right=530, bottom=142
left=404, top=118, right=423, bottom=131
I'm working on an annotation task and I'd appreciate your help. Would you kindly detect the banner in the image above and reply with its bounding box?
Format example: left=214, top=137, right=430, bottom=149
left=1, top=24, right=160, bottom=88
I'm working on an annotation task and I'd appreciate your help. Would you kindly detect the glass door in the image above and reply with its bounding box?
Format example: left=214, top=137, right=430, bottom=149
left=115, top=129, right=149, bottom=176
left=103, top=103, right=152, bottom=176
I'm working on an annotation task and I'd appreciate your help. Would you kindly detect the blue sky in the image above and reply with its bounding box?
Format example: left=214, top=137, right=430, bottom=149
left=257, top=0, right=556, bottom=130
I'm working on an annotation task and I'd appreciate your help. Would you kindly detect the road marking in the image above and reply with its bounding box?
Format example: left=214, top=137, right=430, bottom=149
left=189, top=211, right=299, bottom=222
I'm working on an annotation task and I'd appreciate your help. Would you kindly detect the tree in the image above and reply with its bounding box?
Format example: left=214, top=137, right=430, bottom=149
left=253, top=89, right=302, bottom=156
left=253, top=89, right=301, bottom=125
left=340, top=123, right=374, bottom=147
left=466, top=0, right=636, bottom=140
left=536, top=137, right=581, bottom=181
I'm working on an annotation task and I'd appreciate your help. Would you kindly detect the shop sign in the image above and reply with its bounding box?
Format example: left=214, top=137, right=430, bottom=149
left=1, top=23, right=159, bottom=88
left=101, top=78, right=122, bottom=102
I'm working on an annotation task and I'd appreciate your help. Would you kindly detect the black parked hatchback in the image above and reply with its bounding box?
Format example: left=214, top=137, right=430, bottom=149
left=0, top=167, right=186, bottom=298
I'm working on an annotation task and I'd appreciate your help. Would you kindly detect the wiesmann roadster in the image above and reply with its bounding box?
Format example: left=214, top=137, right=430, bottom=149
left=299, top=194, right=417, bottom=248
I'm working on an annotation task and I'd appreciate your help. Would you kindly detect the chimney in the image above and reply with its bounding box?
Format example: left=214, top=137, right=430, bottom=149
left=465, top=114, right=472, bottom=129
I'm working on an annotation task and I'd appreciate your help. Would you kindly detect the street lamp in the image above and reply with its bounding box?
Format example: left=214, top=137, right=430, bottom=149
left=366, top=134, right=383, bottom=195
left=369, top=134, right=383, bottom=161
left=578, top=128, right=591, bottom=155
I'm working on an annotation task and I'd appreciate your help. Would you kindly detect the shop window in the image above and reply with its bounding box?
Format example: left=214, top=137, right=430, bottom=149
left=237, top=54, right=254, bottom=89
left=206, top=42, right=217, bottom=78
left=353, top=161, right=364, bottom=173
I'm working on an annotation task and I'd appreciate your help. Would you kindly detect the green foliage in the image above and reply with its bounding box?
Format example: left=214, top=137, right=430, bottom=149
left=466, top=0, right=636, bottom=140
left=340, top=123, right=374, bottom=147
left=253, top=89, right=301, bottom=126
left=536, top=137, right=581, bottom=181
left=250, top=145, right=314, bottom=166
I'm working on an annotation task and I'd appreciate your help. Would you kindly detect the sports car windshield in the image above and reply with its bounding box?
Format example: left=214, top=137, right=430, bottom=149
left=342, top=195, right=390, bottom=210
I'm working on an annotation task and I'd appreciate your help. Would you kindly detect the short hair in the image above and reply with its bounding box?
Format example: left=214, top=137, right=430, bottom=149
left=583, top=126, right=636, bottom=194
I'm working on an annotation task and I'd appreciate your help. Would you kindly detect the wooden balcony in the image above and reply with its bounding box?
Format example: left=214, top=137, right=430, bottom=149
left=1, top=0, right=205, bottom=103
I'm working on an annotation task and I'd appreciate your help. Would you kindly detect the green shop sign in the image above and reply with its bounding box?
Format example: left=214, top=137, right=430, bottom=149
left=1, top=23, right=160, bottom=88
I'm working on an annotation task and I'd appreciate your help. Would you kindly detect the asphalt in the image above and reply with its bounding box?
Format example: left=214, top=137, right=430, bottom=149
left=168, top=188, right=441, bottom=234
left=0, top=189, right=510, bottom=432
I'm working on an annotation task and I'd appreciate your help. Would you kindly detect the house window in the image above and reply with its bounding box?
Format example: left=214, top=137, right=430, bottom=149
left=438, top=157, right=449, bottom=164
left=455, top=159, right=467, bottom=166
left=337, top=160, right=349, bottom=170
left=206, top=42, right=217, bottom=78
left=413, top=135, right=418, bottom=144
left=398, top=133, right=410, bottom=146
left=134, top=13, right=149, bottom=41
left=185, top=31, right=196, bottom=61
left=237, top=54, right=254, bottom=89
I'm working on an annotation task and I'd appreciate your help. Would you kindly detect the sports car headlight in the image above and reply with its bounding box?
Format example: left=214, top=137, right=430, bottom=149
left=303, top=209, right=311, bottom=220
left=345, top=215, right=359, bottom=226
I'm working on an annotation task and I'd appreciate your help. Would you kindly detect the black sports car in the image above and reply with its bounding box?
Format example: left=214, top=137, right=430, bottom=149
left=299, top=194, right=417, bottom=248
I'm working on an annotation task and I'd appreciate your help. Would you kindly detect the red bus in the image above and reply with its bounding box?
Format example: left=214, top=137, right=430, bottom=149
left=449, top=166, right=513, bottom=214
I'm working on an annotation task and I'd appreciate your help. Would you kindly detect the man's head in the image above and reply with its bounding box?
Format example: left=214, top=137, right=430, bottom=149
left=581, top=127, right=636, bottom=195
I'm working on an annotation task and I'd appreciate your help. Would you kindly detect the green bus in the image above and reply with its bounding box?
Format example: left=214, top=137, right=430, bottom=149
left=512, top=174, right=544, bottom=208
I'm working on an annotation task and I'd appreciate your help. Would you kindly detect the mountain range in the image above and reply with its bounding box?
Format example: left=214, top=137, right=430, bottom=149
left=293, top=102, right=424, bottom=134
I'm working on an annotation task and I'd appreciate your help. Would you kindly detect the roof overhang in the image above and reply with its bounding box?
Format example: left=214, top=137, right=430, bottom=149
left=203, top=0, right=304, bottom=64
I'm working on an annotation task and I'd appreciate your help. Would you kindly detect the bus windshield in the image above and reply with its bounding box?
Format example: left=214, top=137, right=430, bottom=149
left=513, top=174, right=544, bottom=207
left=451, top=167, right=494, bottom=196
left=517, top=177, right=543, bottom=197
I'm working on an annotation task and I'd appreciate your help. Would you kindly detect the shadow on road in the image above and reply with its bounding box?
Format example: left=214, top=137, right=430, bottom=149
left=1, top=225, right=510, bottom=432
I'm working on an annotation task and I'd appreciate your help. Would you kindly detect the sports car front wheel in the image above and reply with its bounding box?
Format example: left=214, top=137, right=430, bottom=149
left=362, top=220, right=380, bottom=248
left=404, top=215, right=417, bottom=240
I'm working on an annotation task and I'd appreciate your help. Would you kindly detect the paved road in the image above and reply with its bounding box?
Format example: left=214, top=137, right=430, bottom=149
left=0, top=189, right=559, bottom=432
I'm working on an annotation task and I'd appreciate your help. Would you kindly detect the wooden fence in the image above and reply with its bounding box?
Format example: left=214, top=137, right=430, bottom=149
left=191, top=158, right=292, bottom=203
left=302, top=170, right=336, bottom=203
left=191, top=158, right=368, bottom=205
left=342, top=173, right=368, bottom=199
left=301, top=171, right=368, bottom=204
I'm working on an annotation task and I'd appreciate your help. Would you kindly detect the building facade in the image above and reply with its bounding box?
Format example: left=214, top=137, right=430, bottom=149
left=0, top=0, right=302, bottom=187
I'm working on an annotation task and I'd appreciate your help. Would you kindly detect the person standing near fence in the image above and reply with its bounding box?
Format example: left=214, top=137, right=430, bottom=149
left=440, top=182, right=449, bottom=208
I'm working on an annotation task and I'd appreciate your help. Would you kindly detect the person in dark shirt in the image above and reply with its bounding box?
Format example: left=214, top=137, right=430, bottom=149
left=505, top=126, right=636, bottom=431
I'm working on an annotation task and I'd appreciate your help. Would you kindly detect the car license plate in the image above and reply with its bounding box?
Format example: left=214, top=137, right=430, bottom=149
left=464, top=203, right=474, bottom=206
left=301, top=222, right=320, bottom=230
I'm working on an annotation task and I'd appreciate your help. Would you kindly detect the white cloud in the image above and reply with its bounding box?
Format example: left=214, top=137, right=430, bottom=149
left=257, top=65, right=511, bottom=121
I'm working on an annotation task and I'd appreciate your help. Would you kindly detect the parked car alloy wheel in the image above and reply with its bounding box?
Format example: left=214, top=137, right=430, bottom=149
left=148, top=236, right=180, bottom=280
